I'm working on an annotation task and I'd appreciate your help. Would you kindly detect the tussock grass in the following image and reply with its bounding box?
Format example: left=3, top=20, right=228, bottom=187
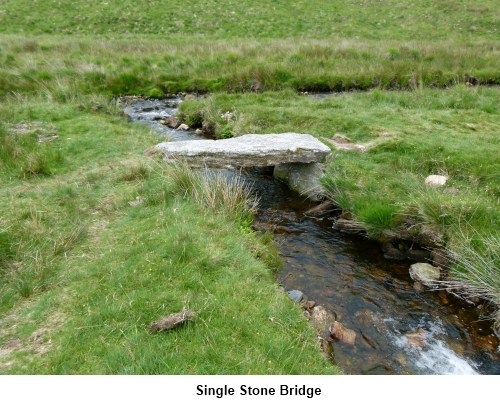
left=442, top=233, right=500, bottom=334
left=1, top=35, right=500, bottom=97
left=168, top=159, right=258, bottom=222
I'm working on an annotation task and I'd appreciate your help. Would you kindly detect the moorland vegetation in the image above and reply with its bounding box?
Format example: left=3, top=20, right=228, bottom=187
left=0, top=0, right=499, bottom=373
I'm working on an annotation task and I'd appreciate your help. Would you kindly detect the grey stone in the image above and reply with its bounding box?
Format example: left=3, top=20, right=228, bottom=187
left=287, top=290, right=304, bottom=304
left=409, top=263, right=441, bottom=286
left=274, top=162, right=326, bottom=201
left=310, top=306, right=336, bottom=329
left=156, top=133, right=331, bottom=168
left=425, top=175, right=448, bottom=187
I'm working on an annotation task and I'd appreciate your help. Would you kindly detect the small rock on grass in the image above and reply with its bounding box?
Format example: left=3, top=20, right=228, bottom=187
left=148, top=309, right=195, bottom=331
left=425, top=175, right=448, bottom=187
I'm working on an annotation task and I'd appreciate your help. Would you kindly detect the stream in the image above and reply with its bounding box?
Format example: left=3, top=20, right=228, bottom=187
left=123, top=96, right=500, bottom=375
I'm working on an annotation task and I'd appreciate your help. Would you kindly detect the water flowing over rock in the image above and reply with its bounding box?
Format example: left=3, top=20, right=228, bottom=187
left=156, top=133, right=331, bottom=168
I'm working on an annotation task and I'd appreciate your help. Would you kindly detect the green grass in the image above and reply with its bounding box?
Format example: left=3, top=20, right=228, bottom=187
left=0, top=98, right=339, bottom=374
left=1, top=35, right=499, bottom=97
left=1, top=0, right=499, bottom=40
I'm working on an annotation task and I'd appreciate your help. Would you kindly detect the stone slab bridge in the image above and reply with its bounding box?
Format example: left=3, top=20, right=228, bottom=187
left=155, top=133, right=332, bottom=201
left=155, top=133, right=331, bottom=167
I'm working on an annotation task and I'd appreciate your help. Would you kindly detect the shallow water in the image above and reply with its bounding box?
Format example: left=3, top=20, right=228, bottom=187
left=128, top=98, right=500, bottom=375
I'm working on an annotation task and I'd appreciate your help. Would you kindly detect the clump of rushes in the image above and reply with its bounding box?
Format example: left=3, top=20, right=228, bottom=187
left=168, top=159, right=258, bottom=223
left=442, top=233, right=500, bottom=336
left=179, top=98, right=241, bottom=139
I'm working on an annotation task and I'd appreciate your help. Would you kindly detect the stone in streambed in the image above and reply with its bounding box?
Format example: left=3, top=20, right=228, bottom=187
left=287, top=290, right=304, bottom=304
left=333, top=218, right=365, bottom=234
left=310, top=306, right=336, bottom=329
left=404, top=249, right=430, bottom=261
left=156, top=133, right=331, bottom=168
left=409, top=262, right=441, bottom=286
left=406, top=328, right=425, bottom=349
left=160, top=116, right=179, bottom=128
left=304, top=201, right=335, bottom=217
left=330, top=321, right=356, bottom=345
left=384, top=247, right=405, bottom=260
left=430, top=249, right=449, bottom=268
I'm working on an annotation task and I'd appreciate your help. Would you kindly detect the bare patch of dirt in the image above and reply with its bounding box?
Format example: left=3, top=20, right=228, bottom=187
left=323, top=134, right=366, bottom=153
left=88, top=219, right=109, bottom=239
left=12, top=121, right=59, bottom=143
left=0, top=310, right=66, bottom=370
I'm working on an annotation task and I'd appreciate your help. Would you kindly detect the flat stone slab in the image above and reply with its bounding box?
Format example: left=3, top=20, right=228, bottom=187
left=156, top=133, right=331, bottom=168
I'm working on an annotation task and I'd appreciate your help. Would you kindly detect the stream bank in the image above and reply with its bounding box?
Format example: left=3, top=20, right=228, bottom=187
left=124, top=96, right=500, bottom=375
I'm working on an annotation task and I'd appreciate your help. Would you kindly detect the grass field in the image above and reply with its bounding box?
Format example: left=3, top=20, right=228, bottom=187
left=1, top=0, right=499, bottom=40
left=1, top=0, right=500, bottom=373
left=0, top=97, right=339, bottom=374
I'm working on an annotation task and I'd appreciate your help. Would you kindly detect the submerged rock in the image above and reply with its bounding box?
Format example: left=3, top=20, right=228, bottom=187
left=409, top=263, right=441, bottom=286
left=406, top=327, right=426, bottom=349
left=330, top=321, right=356, bottom=345
left=156, top=133, right=331, bottom=168
left=304, top=201, right=335, bottom=217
